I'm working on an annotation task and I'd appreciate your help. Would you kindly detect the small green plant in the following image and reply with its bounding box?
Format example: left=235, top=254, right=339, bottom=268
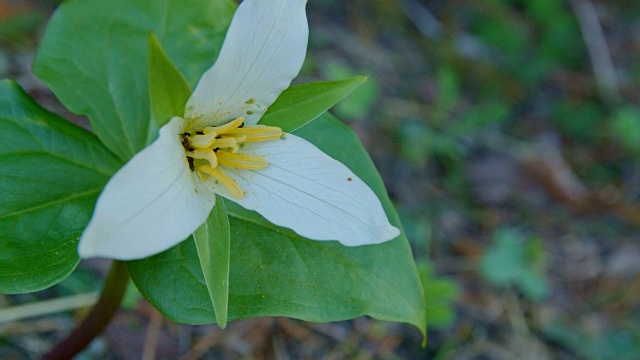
left=544, top=321, right=640, bottom=360
left=610, top=106, right=640, bottom=156
left=418, top=262, right=460, bottom=329
left=480, top=228, right=549, bottom=301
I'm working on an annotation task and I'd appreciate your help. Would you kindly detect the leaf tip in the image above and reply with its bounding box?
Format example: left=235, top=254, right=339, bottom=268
left=353, top=75, right=368, bottom=84
left=147, top=31, right=160, bottom=46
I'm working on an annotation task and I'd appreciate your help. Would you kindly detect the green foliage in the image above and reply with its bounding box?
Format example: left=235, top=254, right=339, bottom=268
left=480, top=228, right=549, bottom=301
left=147, top=32, right=192, bottom=130
left=0, top=11, right=45, bottom=45
left=260, top=75, right=367, bottom=132
left=128, top=113, right=426, bottom=334
left=473, top=11, right=528, bottom=56
left=320, top=62, right=380, bottom=120
left=193, top=195, right=230, bottom=328
left=0, top=80, right=121, bottom=294
left=398, top=121, right=467, bottom=193
left=434, top=67, right=460, bottom=120
left=451, top=102, right=510, bottom=135
left=33, top=0, right=236, bottom=160
left=552, top=100, right=604, bottom=143
left=523, top=0, right=584, bottom=68
left=55, top=269, right=100, bottom=295
left=3, top=0, right=425, bottom=337
left=396, top=64, right=509, bottom=195
left=544, top=322, right=640, bottom=360
left=418, top=263, right=459, bottom=329
left=610, top=107, right=640, bottom=156
left=469, top=0, right=583, bottom=87
left=398, top=122, right=434, bottom=166
left=121, top=281, right=144, bottom=310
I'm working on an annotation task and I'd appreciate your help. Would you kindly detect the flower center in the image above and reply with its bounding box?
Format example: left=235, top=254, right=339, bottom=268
left=180, top=117, right=282, bottom=199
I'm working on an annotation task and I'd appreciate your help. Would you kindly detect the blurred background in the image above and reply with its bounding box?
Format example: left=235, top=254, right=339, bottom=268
left=2, top=0, right=640, bottom=358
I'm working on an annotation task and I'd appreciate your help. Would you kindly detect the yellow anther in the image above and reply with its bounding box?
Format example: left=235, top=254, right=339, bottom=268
left=202, top=117, right=244, bottom=135
left=189, top=148, right=218, bottom=168
left=198, top=165, right=244, bottom=198
left=225, top=125, right=282, bottom=142
left=190, top=132, right=218, bottom=149
left=217, top=151, right=268, bottom=170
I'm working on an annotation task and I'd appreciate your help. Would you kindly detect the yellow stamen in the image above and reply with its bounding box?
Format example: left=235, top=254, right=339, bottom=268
left=224, top=134, right=248, bottom=143
left=217, top=151, right=268, bottom=170
left=198, top=165, right=244, bottom=198
left=225, top=125, right=283, bottom=142
left=190, top=132, right=217, bottom=149
left=189, top=148, right=217, bottom=168
left=182, top=116, right=282, bottom=199
left=213, top=137, right=239, bottom=153
left=202, top=117, right=244, bottom=135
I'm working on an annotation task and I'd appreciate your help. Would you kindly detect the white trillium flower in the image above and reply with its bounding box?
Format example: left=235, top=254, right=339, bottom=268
left=79, top=0, right=400, bottom=260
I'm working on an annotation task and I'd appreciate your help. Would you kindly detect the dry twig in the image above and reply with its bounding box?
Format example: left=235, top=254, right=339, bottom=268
left=570, top=0, right=620, bottom=105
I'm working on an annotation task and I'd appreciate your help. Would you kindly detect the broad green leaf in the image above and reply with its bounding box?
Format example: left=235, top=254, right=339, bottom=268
left=193, top=195, right=230, bottom=329
left=148, top=32, right=192, bottom=129
left=128, top=113, right=426, bottom=335
left=260, top=76, right=367, bottom=132
left=0, top=80, right=121, bottom=294
left=33, top=0, right=236, bottom=160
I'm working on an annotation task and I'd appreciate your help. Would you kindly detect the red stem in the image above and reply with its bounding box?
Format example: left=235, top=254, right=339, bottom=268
left=43, top=260, right=129, bottom=360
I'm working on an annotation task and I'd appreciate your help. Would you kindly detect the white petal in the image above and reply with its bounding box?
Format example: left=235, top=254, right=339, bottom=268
left=185, top=0, right=308, bottom=129
left=79, top=117, right=216, bottom=260
left=206, top=134, right=400, bottom=246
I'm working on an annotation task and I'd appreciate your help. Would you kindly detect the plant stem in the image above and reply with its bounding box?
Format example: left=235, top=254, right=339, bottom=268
left=43, top=260, right=129, bottom=360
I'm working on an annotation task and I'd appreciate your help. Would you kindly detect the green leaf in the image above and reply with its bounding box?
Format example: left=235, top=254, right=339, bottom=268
left=128, top=114, right=426, bottom=335
left=148, top=32, right=192, bottom=129
left=260, top=76, right=367, bottom=132
left=33, top=0, right=236, bottom=160
left=0, top=80, right=121, bottom=294
left=193, top=195, right=230, bottom=329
